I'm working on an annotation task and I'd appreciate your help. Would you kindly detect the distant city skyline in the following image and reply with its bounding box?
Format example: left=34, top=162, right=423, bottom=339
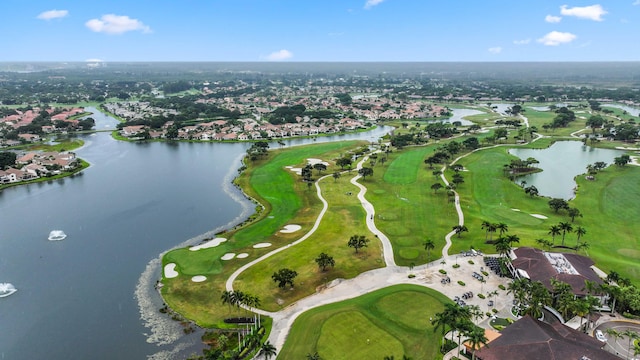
left=3, top=1, right=640, bottom=62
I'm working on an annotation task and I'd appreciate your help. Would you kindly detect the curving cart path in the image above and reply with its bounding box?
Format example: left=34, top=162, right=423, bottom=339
left=230, top=121, right=551, bottom=356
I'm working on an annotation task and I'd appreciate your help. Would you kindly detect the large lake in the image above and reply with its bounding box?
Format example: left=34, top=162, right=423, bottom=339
left=0, top=110, right=391, bottom=360
left=509, top=141, right=624, bottom=200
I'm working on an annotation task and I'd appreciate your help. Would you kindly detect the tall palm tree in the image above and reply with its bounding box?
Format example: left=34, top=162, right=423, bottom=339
left=621, top=329, right=640, bottom=360
left=481, top=221, right=492, bottom=241
left=558, top=221, right=573, bottom=246
left=548, top=225, right=561, bottom=245
left=424, top=238, right=435, bottom=262
left=525, top=281, right=552, bottom=319
left=465, top=326, right=490, bottom=360
left=452, top=224, right=468, bottom=238
left=221, top=290, right=233, bottom=313
left=259, top=341, right=277, bottom=360
left=495, top=237, right=512, bottom=258
left=574, top=226, right=586, bottom=248
left=496, top=223, right=509, bottom=237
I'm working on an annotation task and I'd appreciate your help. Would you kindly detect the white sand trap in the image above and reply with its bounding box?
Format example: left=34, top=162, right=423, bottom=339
left=307, top=158, right=329, bottom=166
left=530, top=214, right=548, bottom=219
left=280, top=224, right=302, bottom=233
left=512, top=208, right=521, bottom=212
left=191, top=275, right=207, bottom=282
left=236, top=253, right=249, bottom=259
left=288, top=167, right=302, bottom=175
left=164, top=263, right=179, bottom=278
left=253, top=242, right=272, bottom=248
left=221, top=253, right=236, bottom=260
left=190, top=237, right=226, bottom=251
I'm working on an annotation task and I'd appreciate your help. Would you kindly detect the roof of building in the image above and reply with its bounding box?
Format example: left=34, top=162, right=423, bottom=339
left=512, top=247, right=603, bottom=296
left=474, top=315, right=618, bottom=360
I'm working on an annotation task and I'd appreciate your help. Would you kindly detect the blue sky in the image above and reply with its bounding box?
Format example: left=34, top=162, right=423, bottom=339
left=3, top=1, right=640, bottom=62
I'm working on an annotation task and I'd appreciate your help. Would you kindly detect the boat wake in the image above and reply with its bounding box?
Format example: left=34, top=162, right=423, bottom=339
left=0, top=283, right=17, bottom=298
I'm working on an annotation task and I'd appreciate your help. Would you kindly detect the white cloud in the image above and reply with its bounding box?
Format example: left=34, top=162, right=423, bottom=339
left=85, top=58, right=104, bottom=62
left=560, top=4, right=607, bottom=21
left=513, top=39, right=531, bottom=45
left=264, top=49, right=293, bottom=61
left=85, top=14, right=151, bottom=35
left=545, top=14, right=562, bottom=23
left=537, top=31, right=577, bottom=46
left=633, top=0, right=640, bottom=5
left=37, top=9, right=68, bottom=20
left=364, top=0, right=385, bottom=9
left=488, top=47, right=502, bottom=54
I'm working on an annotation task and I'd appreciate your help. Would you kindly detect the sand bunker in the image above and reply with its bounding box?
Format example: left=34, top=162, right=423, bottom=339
left=530, top=214, right=548, bottom=219
left=280, top=224, right=302, bottom=233
left=253, top=243, right=272, bottom=248
left=164, top=263, right=178, bottom=278
left=191, top=276, right=207, bottom=282
left=236, top=253, right=249, bottom=259
left=221, top=253, right=236, bottom=260
left=307, top=158, right=329, bottom=166
left=190, top=237, right=226, bottom=251
left=512, top=208, right=521, bottom=212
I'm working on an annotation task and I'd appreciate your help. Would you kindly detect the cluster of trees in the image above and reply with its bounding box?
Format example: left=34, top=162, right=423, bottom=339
left=544, top=106, right=576, bottom=130
left=267, top=104, right=307, bottom=124
left=246, top=141, right=269, bottom=161
left=432, top=302, right=488, bottom=359
left=542, top=222, right=587, bottom=249
left=0, top=151, right=17, bottom=169
left=424, top=139, right=478, bottom=169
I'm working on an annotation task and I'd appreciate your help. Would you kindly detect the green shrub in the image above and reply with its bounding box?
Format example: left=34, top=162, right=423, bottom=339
left=486, top=312, right=492, bottom=317
left=492, top=308, right=499, bottom=314
left=493, top=324, right=505, bottom=331
left=439, top=269, right=447, bottom=274
left=506, top=318, right=515, bottom=324
left=408, top=274, right=416, bottom=278
left=458, top=281, right=466, bottom=286
left=477, top=294, right=486, bottom=299
left=453, top=264, right=461, bottom=269
left=468, top=260, right=474, bottom=265
left=481, top=271, right=489, bottom=276
left=498, top=284, right=506, bottom=290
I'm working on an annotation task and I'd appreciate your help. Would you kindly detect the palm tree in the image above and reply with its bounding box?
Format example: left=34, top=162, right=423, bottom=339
left=574, top=226, right=586, bottom=248
left=464, top=326, right=489, bottom=360
left=525, top=281, right=552, bottom=319
left=481, top=221, right=492, bottom=241
left=221, top=290, right=234, bottom=313
left=423, top=238, right=435, bottom=262
left=548, top=225, right=561, bottom=245
left=495, top=237, right=512, bottom=258
left=259, top=341, right=277, bottom=359
left=306, top=352, right=322, bottom=360
left=621, top=329, right=640, bottom=360
left=558, top=221, right=573, bottom=246
left=605, top=328, right=622, bottom=353
left=452, top=224, right=468, bottom=238
left=496, top=223, right=509, bottom=237
left=507, top=278, right=530, bottom=312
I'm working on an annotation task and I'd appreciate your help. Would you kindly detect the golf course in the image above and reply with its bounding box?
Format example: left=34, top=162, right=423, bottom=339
left=160, top=102, right=640, bottom=359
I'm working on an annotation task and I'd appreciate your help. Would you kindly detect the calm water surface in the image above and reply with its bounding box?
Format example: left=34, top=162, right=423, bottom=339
left=509, top=141, right=624, bottom=200
left=0, top=109, right=391, bottom=360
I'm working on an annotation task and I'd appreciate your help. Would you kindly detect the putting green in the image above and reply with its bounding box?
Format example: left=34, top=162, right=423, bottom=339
left=278, top=285, right=449, bottom=360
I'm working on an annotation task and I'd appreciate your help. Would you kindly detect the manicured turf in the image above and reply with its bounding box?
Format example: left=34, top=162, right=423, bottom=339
left=365, top=145, right=458, bottom=265
left=277, top=284, right=451, bottom=360
left=161, top=141, right=383, bottom=325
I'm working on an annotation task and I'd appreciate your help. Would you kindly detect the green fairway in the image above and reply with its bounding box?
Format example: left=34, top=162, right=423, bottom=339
left=365, top=145, right=458, bottom=265
left=161, top=141, right=383, bottom=325
left=277, top=285, right=451, bottom=360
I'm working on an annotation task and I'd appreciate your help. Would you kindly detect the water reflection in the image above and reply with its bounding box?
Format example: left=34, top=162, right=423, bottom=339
left=509, top=141, right=624, bottom=200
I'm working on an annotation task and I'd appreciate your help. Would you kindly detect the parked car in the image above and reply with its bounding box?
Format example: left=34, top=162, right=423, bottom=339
left=595, top=330, right=607, bottom=342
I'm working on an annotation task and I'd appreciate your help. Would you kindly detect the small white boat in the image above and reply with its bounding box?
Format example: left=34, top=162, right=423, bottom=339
left=48, top=230, right=67, bottom=241
left=0, top=283, right=17, bottom=298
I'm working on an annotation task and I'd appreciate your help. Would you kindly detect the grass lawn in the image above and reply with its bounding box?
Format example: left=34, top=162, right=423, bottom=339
left=365, top=145, right=458, bottom=266
left=277, top=284, right=451, bottom=360
left=161, top=141, right=383, bottom=325
left=450, top=142, right=640, bottom=284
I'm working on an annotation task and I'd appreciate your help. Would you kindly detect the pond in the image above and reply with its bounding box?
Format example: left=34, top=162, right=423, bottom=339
left=429, top=108, right=484, bottom=126
left=508, top=141, right=624, bottom=200
left=602, top=103, right=640, bottom=117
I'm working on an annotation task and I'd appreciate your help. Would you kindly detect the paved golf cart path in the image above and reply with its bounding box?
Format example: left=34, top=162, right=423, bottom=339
left=225, top=152, right=464, bottom=355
